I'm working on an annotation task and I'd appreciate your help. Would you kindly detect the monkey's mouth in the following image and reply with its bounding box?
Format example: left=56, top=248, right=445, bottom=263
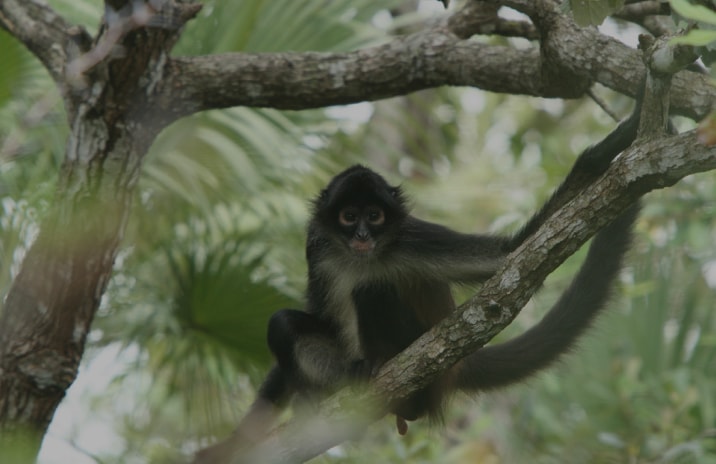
left=349, top=239, right=375, bottom=254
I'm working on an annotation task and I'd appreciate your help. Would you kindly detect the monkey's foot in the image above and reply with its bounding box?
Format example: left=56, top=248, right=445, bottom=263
left=396, top=415, right=408, bottom=435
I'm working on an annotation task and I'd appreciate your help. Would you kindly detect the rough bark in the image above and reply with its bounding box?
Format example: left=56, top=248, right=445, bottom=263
left=163, top=11, right=713, bottom=119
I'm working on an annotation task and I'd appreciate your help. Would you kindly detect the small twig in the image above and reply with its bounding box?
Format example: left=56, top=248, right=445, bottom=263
left=587, top=88, right=620, bottom=122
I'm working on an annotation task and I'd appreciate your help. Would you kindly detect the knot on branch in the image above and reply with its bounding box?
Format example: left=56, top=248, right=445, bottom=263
left=485, top=303, right=503, bottom=320
left=18, top=349, right=78, bottom=393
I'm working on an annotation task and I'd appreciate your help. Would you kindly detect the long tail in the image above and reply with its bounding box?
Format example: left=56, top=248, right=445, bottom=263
left=456, top=201, right=640, bottom=391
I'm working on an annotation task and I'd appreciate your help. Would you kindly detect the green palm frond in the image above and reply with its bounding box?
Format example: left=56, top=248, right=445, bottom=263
left=176, top=0, right=404, bottom=55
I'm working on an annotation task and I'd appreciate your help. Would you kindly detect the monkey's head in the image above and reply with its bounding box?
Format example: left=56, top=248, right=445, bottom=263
left=313, top=165, right=408, bottom=257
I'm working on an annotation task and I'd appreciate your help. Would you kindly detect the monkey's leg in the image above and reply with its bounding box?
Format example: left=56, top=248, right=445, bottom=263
left=268, top=309, right=349, bottom=391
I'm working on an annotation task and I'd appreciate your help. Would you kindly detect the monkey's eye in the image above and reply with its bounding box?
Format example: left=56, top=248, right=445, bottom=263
left=366, top=207, right=385, bottom=226
left=339, top=208, right=359, bottom=226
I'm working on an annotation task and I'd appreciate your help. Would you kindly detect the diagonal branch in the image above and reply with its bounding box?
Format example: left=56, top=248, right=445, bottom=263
left=0, top=0, right=72, bottom=82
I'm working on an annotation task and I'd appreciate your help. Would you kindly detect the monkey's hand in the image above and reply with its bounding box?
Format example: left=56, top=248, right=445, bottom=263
left=396, top=415, right=409, bottom=435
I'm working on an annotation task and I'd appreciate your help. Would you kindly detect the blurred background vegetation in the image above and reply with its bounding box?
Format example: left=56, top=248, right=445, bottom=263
left=1, top=0, right=715, bottom=463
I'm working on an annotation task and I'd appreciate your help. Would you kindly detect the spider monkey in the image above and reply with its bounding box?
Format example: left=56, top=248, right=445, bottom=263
left=195, top=100, right=642, bottom=462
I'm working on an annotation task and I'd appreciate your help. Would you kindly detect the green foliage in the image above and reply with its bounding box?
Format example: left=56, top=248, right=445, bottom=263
left=45, top=0, right=103, bottom=33
left=672, top=27, right=716, bottom=46
left=671, top=0, right=716, bottom=29
left=0, top=30, right=24, bottom=103
left=670, top=0, right=716, bottom=68
left=175, top=0, right=399, bottom=55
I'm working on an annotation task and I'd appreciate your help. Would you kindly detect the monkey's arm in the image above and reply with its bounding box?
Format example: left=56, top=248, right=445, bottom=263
left=396, top=217, right=511, bottom=283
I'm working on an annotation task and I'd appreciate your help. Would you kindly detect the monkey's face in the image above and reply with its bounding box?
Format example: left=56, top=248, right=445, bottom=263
left=313, top=165, right=407, bottom=258
left=337, top=204, right=386, bottom=255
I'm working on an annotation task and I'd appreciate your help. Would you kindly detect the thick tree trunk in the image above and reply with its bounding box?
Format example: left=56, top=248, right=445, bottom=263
left=0, top=118, right=146, bottom=461
left=0, top=1, right=201, bottom=460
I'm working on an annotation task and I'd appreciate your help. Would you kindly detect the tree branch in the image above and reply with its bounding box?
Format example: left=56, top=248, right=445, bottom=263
left=164, top=1, right=713, bottom=122
left=0, top=0, right=72, bottom=82
left=165, top=33, right=541, bottom=115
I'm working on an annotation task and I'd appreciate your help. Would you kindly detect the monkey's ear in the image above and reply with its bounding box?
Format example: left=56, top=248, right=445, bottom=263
left=391, top=186, right=407, bottom=203
left=390, top=186, right=409, bottom=212
left=315, top=188, right=331, bottom=207
left=310, top=189, right=329, bottom=216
